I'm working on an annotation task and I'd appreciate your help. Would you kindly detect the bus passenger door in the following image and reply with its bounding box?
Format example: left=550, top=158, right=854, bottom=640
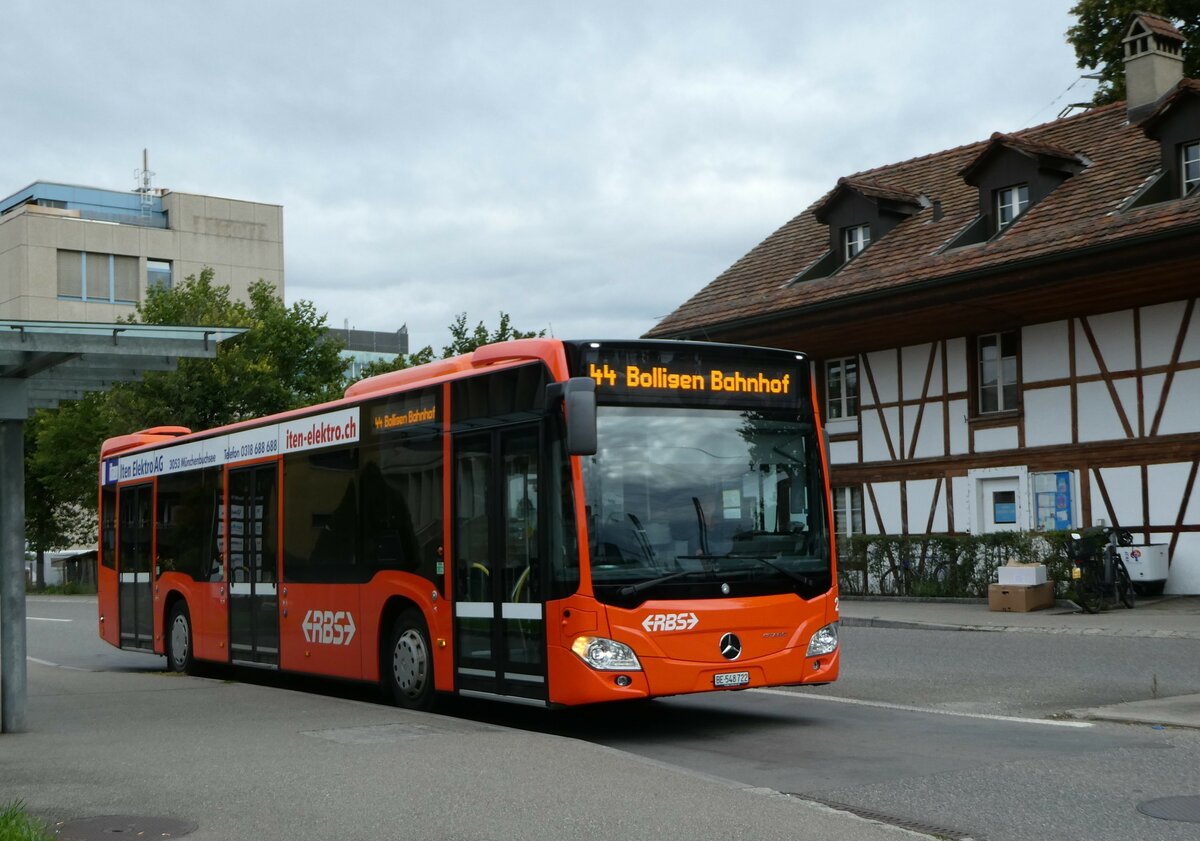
left=227, top=464, right=280, bottom=667
left=117, top=483, right=154, bottom=650
left=452, top=425, right=547, bottom=703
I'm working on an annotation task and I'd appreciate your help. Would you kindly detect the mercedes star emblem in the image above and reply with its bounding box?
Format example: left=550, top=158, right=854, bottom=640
left=719, top=632, right=742, bottom=660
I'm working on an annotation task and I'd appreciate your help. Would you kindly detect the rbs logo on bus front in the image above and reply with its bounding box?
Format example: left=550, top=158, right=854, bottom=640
left=302, top=610, right=357, bottom=646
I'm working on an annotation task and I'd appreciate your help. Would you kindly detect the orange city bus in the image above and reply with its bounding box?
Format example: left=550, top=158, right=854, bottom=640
left=97, top=339, right=840, bottom=708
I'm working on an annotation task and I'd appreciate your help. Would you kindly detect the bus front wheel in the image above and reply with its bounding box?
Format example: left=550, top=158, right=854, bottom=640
left=386, top=610, right=435, bottom=710
left=166, top=602, right=194, bottom=674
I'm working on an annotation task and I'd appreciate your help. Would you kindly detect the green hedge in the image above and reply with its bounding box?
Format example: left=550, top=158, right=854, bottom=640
left=837, top=531, right=1075, bottom=598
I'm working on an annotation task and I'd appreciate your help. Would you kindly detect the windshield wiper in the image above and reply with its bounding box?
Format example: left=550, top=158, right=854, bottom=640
left=687, top=553, right=817, bottom=588
left=614, top=568, right=707, bottom=597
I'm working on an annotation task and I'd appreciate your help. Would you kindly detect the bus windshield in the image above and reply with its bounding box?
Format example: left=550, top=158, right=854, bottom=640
left=582, top=405, right=830, bottom=606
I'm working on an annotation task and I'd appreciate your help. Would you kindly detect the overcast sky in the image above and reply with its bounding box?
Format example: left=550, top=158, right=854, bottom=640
left=3, top=1, right=1097, bottom=352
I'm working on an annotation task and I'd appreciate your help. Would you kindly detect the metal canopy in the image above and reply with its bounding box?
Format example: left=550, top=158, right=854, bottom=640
left=1, top=320, right=244, bottom=414
left=1, top=319, right=245, bottom=733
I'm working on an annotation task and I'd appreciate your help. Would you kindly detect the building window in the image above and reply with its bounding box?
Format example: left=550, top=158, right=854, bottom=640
left=842, top=224, right=870, bottom=261
left=978, top=332, right=1018, bottom=413
left=832, top=486, right=864, bottom=538
left=56, top=250, right=139, bottom=303
left=995, top=184, right=1029, bottom=229
left=826, top=357, right=858, bottom=419
left=147, top=259, right=173, bottom=291
left=1183, top=141, right=1199, bottom=195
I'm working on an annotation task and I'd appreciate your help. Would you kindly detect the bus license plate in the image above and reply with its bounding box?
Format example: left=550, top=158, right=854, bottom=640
left=714, top=671, right=750, bottom=688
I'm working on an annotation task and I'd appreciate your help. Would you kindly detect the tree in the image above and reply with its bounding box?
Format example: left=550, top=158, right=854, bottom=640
left=26, top=269, right=349, bottom=547
left=357, top=311, right=544, bottom=379
left=1067, top=2, right=1200, bottom=104
left=24, top=412, right=94, bottom=590
left=113, top=269, right=347, bottom=429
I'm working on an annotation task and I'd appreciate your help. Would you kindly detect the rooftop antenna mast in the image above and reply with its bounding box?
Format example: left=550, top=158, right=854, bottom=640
left=134, top=148, right=155, bottom=215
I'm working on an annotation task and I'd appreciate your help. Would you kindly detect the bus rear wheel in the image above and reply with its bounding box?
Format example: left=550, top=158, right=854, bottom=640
left=386, top=610, right=435, bottom=710
left=166, top=602, right=194, bottom=674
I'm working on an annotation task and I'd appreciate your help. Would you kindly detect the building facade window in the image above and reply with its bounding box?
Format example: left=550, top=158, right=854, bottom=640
left=1183, top=141, right=1199, bottom=195
left=832, top=486, right=864, bottom=538
left=996, top=184, right=1029, bottom=229
left=978, top=331, right=1019, bottom=413
left=56, top=250, right=138, bottom=303
left=147, top=259, right=173, bottom=291
left=825, top=357, right=858, bottom=419
left=842, top=224, right=870, bottom=261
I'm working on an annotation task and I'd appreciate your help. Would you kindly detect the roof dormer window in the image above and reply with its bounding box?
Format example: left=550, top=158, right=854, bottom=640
left=996, top=184, right=1029, bottom=229
left=792, top=177, right=924, bottom=283
left=1183, top=141, right=1199, bottom=194
left=842, top=224, right=871, bottom=261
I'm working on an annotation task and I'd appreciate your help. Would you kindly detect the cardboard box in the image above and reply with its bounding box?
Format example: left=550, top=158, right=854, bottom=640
left=997, top=562, right=1048, bottom=586
left=988, top=581, right=1055, bottom=612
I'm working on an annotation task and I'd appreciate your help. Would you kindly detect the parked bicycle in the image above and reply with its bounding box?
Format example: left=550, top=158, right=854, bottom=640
left=1066, top=526, right=1136, bottom=613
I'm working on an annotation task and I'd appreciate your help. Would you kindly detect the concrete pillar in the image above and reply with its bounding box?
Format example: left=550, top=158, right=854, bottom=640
left=0, top=419, right=27, bottom=733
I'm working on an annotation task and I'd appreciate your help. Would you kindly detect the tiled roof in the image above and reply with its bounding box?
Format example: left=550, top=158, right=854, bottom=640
left=959, top=132, right=1082, bottom=182
left=1141, top=78, right=1200, bottom=133
left=814, top=176, right=924, bottom=222
left=1132, top=12, right=1184, bottom=41
left=647, top=86, right=1200, bottom=339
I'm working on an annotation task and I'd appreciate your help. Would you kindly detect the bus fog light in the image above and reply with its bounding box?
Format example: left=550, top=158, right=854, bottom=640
left=806, top=623, right=838, bottom=657
left=571, top=636, right=642, bottom=671
left=615, top=675, right=632, bottom=687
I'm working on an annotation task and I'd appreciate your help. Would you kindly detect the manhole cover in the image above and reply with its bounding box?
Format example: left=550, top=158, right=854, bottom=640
left=54, top=815, right=198, bottom=840
left=1138, top=796, right=1200, bottom=823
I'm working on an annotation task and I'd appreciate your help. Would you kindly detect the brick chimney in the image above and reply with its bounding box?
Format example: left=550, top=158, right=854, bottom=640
left=1123, top=12, right=1186, bottom=118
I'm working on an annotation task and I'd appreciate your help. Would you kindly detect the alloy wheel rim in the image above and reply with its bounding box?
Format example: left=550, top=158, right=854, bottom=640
left=171, top=615, right=189, bottom=667
left=393, top=629, right=428, bottom=698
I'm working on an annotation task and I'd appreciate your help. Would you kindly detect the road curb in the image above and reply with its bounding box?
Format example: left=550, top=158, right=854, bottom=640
left=839, top=616, right=1200, bottom=640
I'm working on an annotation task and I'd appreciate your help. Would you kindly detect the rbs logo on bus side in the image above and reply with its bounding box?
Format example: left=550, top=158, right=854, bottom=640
left=302, top=610, right=357, bottom=646
left=642, top=612, right=699, bottom=633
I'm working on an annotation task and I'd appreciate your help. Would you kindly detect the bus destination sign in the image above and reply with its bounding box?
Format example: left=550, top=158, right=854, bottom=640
left=579, top=346, right=802, bottom=408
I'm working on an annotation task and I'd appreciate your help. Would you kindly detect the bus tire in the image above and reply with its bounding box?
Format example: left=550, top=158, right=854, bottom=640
left=166, top=601, right=194, bottom=674
left=386, top=610, right=435, bottom=710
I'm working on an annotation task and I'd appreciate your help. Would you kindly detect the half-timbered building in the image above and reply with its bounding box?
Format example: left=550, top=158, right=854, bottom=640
left=647, top=14, right=1200, bottom=594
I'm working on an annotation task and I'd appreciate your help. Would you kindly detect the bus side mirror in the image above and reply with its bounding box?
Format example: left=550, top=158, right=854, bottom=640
left=548, top=377, right=597, bottom=456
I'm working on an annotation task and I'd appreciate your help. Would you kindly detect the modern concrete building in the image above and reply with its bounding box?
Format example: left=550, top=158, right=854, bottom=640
left=0, top=181, right=284, bottom=321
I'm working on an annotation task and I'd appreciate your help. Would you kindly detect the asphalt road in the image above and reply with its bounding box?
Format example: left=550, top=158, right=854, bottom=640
left=23, top=596, right=1200, bottom=841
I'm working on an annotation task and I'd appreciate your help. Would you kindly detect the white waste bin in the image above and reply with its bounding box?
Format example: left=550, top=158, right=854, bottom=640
left=1115, top=544, right=1169, bottom=595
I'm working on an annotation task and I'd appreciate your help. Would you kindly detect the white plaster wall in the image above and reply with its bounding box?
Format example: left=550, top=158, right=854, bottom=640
left=828, top=440, right=858, bottom=465
left=1022, top=320, right=1069, bottom=382
left=905, top=479, right=943, bottom=533
left=865, top=350, right=898, bottom=404
left=1147, top=462, right=1195, bottom=525
left=948, top=399, right=970, bottom=454
left=868, top=481, right=903, bottom=534
left=1087, top=310, right=1137, bottom=372
left=1090, top=465, right=1142, bottom=527
left=1140, top=301, right=1187, bottom=367
left=1076, top=381, right=1127, bottom=441
left=950, top=475, right=969, bottom=533
left=861, top=407, right=899, bottom=462
left=1142, top=373, right=1166, bottom=430
left=1165, top=533, right=1200, bottom=594
left=1153, top=369, right=1200, bottom=436
left=906, top=403, right=945, bottom=460
left=973, top=425, right=1018, bottom=452
left=1181, top=306, right=1200, bottom=362
left=945, top=337, right=967, bottom=393
left=1023, top=386, right=1072, bottom=447
left=901, top=343, right=935, bottom=401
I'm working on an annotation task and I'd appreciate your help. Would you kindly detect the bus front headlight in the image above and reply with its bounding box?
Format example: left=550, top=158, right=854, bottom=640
left=571, top=636, right=642, bottom=671
left=806, top=623, right=838, bottom=657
